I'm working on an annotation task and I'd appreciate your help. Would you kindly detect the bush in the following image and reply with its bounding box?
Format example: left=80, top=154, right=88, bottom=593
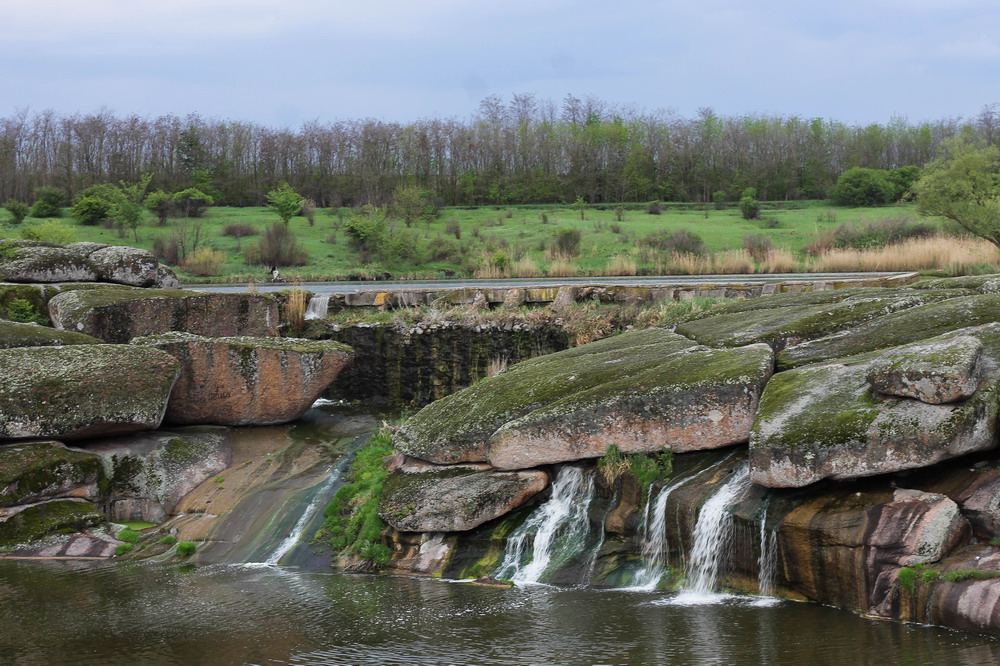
left=640, top=228, right=705, bottom=255
left=5, top=299, right=42, bottom=323
left=158, top=534, right=178, bottom=545
left=739, top=188, right=760, bottom=220
left=712, top=191, right=727, bottom=210
left=265, top=182, right=303, bottom=224
left=646, top=200, right=663, bottom=215
left=181, top=247, right=227, bottom=276
left=222, top=222, right=258, bottom=239
left=115, top=543, right=135, bottom=556
left=117, top=528, right=141, bottom=544
left=30, top=186, right=66, bottom=218
left=743, top=234, right=773, bottom=262
left=244, top=222, right=308, bottom=267
left=174, top=188, right=213, bottom=217
left=830, top=217, right=936, bottom=250
left=175, top=541, right=197, bottom=556
left=549, top=228, right=582, bottom=257
left=20, top=220, right=76, bottom=244
left=831, top=168, right=896, bottom=206
left=71, top=195, right=115, bottom=225
left=301, top=198, right=317, bottom=226
left=445, top=220, right=461, bottom=239
left=145, top=190, right=175, bottom=225
left=3, top=200, right=29, bottom=224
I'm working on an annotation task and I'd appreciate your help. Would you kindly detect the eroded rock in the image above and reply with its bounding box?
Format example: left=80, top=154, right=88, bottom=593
left=379, top=466, right=548, bottom=532
left=0, top=319, right=102, bottom=349
left=0, top=246, right=98, bottom=283
left=867, top=335, right=984, bottom=404
left=0, top=441, right=103, bottom=506
left=133, top=333, right=353, bottom=425
left=48, top=288, right=279, bottom=342
left=88, top=246, right=159, bottom=287
left=0, top=344, right=180, bottom=440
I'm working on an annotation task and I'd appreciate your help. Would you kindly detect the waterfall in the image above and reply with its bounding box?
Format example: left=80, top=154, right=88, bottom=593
left=675, top=463, right=752, bottom=600
left=305, top=294, right=331, bottom=320
left=263, top=470, right=341, bottom=566
left=756, top=499, right=779, bottom=599
left=493, top=465, right=595, bottom=584
left=629, top=472, right=700, bottom=590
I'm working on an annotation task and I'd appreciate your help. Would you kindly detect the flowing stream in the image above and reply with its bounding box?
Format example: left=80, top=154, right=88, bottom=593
left=304, top=294, right=331, bottom=320
left=493, top=465, right=595, bottom=584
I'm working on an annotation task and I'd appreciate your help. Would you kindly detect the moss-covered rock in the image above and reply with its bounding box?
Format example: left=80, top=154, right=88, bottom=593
left=0, top=499, right=104, bottom=547
left=910, top=274, right=1000, bottom=294
left=132, top=332, right=353, bottom=426
left=0, top=320, right=102, bottom=349
left=88, top=246, right=159, bottom=287
left=0, top=344, right=180, bottom=440
left=675, top=290, right=965, bottom=351
left=751, top=325, right=1000, bottom=487
left=867, top=335, right=984, bottom=404
left=395, top=328, right=701, bottom=464
left=48, top=288, right=279, bottom=342
left=0, top=441, right=103, bottom=506
left=777, top=294, right=1000, bottom=369
left=379, top=466, right=548, bottom=532
left=0, top=247, right=99, bottom=283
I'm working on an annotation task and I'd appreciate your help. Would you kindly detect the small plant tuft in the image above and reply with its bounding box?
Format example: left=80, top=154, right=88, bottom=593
left=175, top=541, right=197, bottom=556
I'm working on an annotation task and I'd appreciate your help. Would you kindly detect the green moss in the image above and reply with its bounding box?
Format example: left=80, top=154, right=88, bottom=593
left=0, top=320, right=101, bottom=349
left=0, top=442, right=104, bottom=506
left=175, top=541, right=197, bottom=556
left=0, top=500, right=103, bottom=547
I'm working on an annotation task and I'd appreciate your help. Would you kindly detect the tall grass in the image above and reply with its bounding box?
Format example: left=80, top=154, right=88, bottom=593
left=602, top=255, right=638, bottom=276
left=811, top=236, right=999, bottom=273
left=546, top=256, right=578, bottom=277
left=510, top=256, right=542, bottom=278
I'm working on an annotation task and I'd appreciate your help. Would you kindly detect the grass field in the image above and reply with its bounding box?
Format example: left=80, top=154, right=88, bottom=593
left=2, top=200, right=992, bottom=283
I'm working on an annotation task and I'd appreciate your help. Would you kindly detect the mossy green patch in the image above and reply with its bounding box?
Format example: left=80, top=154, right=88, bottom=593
left=0, top=499, right=103, bottom=547
left=0, top=442, right=103, bottom=506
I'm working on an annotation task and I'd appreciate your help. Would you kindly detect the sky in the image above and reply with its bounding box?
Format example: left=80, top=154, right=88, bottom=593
left=3, top=0, right=999, bottom=128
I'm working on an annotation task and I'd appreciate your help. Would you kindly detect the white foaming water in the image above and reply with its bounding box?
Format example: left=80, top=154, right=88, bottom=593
left=629, top=471, right=701, bottom=591
left=757, top=501, right=779, bottom=600
left=493, top=466, right=595, bottom=584
left=304, top=295, right=331, bottom=320
left=669, top=463, right=752, bottom=604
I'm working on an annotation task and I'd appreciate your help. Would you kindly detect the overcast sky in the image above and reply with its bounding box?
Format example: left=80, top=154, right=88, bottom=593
left=3, top=0, right=998, bottom=127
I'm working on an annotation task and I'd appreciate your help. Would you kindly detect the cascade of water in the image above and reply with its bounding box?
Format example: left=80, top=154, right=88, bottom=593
left=757, top=500, right=779, bottom=598
left=263, top=470, right=342, bottom=566
left=629, top=472, right=701, bottom=590
left=304, top=295, right=331, bottom=320
left=680, top=463, right=752, bottom=598
left=493, top=465, right=595, bottom=584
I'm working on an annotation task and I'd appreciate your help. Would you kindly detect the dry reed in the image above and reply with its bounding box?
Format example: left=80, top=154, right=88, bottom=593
left=546, top=258, right=578, bottom=277
left=510, top=256, right=542, bottom=278
left=602, top=255, right=638, bottom=276
left=811, top=237, right=999, bottom=273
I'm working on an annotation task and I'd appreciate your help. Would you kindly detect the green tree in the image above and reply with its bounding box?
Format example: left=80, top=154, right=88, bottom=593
left=911, top=142, right=1000, bottom=248
left=70, top=196, right=116, bottom=225
left=174, top=188, right=214, bottom=217
left=145, top=190, right=175, bottom=226
left=739, top=188, right=760, bottom=220
left=266, top=182, right=304, bottom=224
left=390, top=185, right=431, bottom=228
left=830, top=168, right=896, bottom=206
left=3, top=200, right=29, bottom=224
left=30, top=186, right=66, bottom=218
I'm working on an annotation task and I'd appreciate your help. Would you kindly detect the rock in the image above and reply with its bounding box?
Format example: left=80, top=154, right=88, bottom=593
left=0, top=499, right=104, bottom=548
left=867, top=335, right=984, bottom=404
left=488, top=343, right=774, bottom=469
left=873, top=489, right=968, bottom=567
left=502, top=288, right=526, bottom=308
left=750, top=329, right=1000, bottom=487
left=0, top=246, right=99, bottom=283
left=154, top=265, right=181, bottom=289
left=552, top=286, right=578, bottom=309
left=778, top=293, right=1000, bottom=369
left=0, top=441, right=103, bottom=506
left=48, top=288, right=279, bottom=342
left=84, top=427, right=230, bottom=523
left=88, top=246, right=159, bottom=287
left=471, top=291, right=489, bottom=310
left=395, top=328, right=702, bottom=464
left=64, top=242, right=110, bottom=256
left=0, top=344, right=180, bottom=440
left=379, top=466, right=548, bottom=532
left=910, top=274, right=1000, bottom=294
left=675, top=290, right=963, bottom=352
left=0, top=320, right=102, bottom=349
left=132, top=333, right=353, bottom=426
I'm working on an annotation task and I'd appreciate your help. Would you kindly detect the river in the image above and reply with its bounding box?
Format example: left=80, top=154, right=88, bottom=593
left=2, top=403, right=999, bottom=665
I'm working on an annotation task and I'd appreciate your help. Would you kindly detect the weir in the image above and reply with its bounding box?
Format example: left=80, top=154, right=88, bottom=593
left=304, top=294, right=331, bottom=320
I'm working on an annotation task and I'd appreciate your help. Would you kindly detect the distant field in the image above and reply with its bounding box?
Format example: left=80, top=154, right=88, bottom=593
left=0, top=201, right=970, bottom=282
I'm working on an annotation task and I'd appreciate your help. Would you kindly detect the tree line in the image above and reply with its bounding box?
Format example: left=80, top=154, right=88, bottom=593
left=3, top=96, right=999, bottom=208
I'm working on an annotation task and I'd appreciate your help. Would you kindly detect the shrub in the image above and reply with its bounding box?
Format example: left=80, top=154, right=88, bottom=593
left=5, top=298, right=42, bottom=323
left=20, top=220, right=76, bottom=244
left=158, top=535, right=178, bottom=545
left=830, top=217, right=936, bottom=250
left=597, top=444, right=629, bottom=484
left=244, top=222, right=308, bottom=267
left=174, top=188, right=213, bottom=217
left=646, top=200, right=663, bottom=215
left=743, top=234, right=773, bottom=262
left=30, top=186, right=66, bottom=218
left=549, top=228, right=582, bottom=257
left=445, top=220, right=461, bottom=239
left=301, top=198, right=317, bottom=226
left=71, top=195, right=115, bottom=225
left=640, top=228, right=705, bottom=255
left=712, top=191, right=727, bottom=209
left=265, top=182, right=303, bottom=224
left=739, top=188, right=760, bottom=220
left=117, top=528, right=141, bottom=544
left=181, top=247, right=227, bottom=276
left=614, top=205, right=625, bottom=221
left=175, top=541, right=197, bottom=556
left=221, top=222, right=258, bottom=246
left=831, top=168, right=896, bottom=206
left=3, top=200, right=29, bottom=224
left=145, top=190, right=175, bottom=225
left=115, top=543, right=135, bottom=556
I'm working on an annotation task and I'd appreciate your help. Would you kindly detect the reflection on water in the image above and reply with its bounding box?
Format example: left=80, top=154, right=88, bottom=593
left=1, top=560, right=997, bottom=666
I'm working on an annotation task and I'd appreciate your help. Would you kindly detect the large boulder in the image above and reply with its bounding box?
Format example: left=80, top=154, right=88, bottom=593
left=132, top=333, right=353, bottom=425
left=866, top=335, right=984, bottom=404
left=88, top=246, right=159, bottom=287
left=751, top=325, right=1000, bottom=487
left=0, top=246, right=98, bottom=283
left=0, top=441, right=103, bottom=506
left=84, top=427, right=230, bottom=523
left=0, top=320, right=102, bottom=349
left=379, top=466, right=549, bottom=532
left=0, top=498, right=104, bottom=548
left=0, top=344, right=180, bottom=440
left=48, top=288, right=279, bottom=342
left=675, top=289, right=965, bottom=352
left=395, top=328, right=774, bottom=469
left=778, top=293, right=1000, bottom=369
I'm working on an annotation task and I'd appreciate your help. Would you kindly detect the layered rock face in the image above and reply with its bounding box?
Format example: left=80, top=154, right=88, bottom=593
left=48, top=288, right=279, bottom=342
left=0, top=344, right=180, bottom=440
left=395, top=328, right=774, bottom=468
left=133, top=333, right=353, bottom=425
